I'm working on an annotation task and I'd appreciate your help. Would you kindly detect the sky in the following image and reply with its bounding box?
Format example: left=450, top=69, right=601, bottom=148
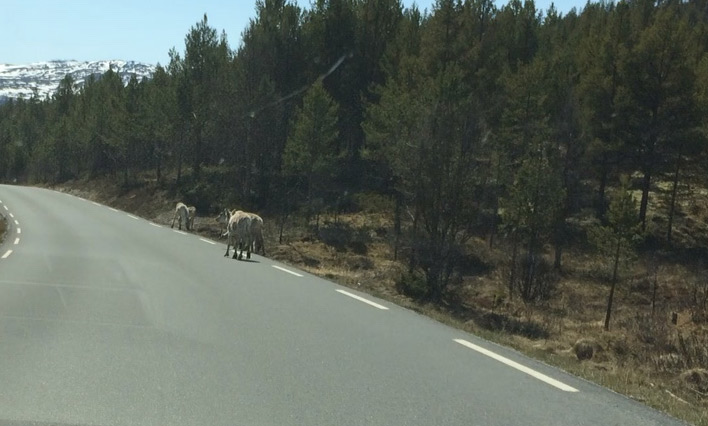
left=1, top=0, right=588, bottom=66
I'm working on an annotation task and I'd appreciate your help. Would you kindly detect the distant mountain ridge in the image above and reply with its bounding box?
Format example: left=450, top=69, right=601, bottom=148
left=0, top=60, right=155, bottom=102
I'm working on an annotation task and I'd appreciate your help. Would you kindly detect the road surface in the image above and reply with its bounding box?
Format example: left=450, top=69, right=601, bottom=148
left=0, top=185, right=685, bottom=426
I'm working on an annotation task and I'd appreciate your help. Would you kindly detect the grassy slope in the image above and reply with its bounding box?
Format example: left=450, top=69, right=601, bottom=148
left=49, top=177, right=708, bottom=426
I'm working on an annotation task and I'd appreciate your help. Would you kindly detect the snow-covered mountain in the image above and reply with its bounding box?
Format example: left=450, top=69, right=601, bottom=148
left=0, top=60, right=155, bottom=102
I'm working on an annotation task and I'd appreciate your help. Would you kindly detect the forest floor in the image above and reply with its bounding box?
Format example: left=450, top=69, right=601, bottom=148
left=47, top=176, right=708, bottom=426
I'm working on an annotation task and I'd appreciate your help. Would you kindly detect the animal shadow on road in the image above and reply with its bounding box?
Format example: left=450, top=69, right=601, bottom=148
left=233, top=257, right=259, bottom=263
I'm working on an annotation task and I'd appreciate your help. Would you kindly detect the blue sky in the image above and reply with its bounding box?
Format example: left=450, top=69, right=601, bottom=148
left=2, top=0, right=588, bottom=66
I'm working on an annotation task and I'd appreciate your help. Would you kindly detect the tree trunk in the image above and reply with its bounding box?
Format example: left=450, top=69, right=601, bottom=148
left=426, top=260, right=443, bottom=303
left=666, top=149, right=683, bottom=243
left=509, top=236, right=518, bottom=300
left=638, top=168, right=652, bottom=230
left=489, top=160, right=502, bottom=249
left=394, top=192, right=402, bottom=261
left=488, top=217, right=496, bottom=249
left=554, top=243, right=562, bottom=270
left=306, top=171, right=314, bottom=226
left=177, top=127, right=185, bottom=184
left=604, top=239, right=622, bottom=331
left=523, top=232, right=538, bottom=302
left=597, top=152, right=609, bottom=220
left=408, top=205, right=419, bottom=275
left=192, top=130, right=202, bottom=180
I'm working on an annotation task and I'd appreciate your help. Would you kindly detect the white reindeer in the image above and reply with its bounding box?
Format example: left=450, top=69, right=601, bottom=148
left=248, top=213, right=266, bottom=255
left=187, top=206, right=197, bottom=231
left=171, top=202, right=190, bottom=230
left=216, top=209, right=265, bottom=255
left=216, top=208, right=236, bottom=238
left=222, top=209, right=253, bottom=260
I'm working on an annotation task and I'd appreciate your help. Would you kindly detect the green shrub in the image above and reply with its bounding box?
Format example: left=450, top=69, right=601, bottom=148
left=396, top=270, right=428, bottom=299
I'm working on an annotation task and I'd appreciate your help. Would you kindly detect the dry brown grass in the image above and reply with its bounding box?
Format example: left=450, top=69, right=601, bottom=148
left=49, top=177, right=708, bottom=426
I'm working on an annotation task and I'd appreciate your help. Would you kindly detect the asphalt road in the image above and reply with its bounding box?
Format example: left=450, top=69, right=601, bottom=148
left=0, top=185, right=686, bottom=426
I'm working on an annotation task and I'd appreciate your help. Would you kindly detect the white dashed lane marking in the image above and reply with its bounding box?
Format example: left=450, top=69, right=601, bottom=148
left=14, top=220, right=18, bottom=225
left=336, top=289, right=389, bottom=310
left=92, top=202, right=101, bottom=206
left=16, top=228, right=21, bottom=234
left=150, top=223, right=162, bottom=228
left=3, top=205, right=7, bottom=211
left=14, top=238, right=19, bottom=245
left=453, top=339, right=579, bottom=393
left=9, top=213, right=13, bottom=218
left=199, top=238, right=216, bottom=245
left=127, top=214, right=140, bottom=220
left=174, top=230, right=188, bottom=236
left=1, top=250, right=12, bottom=259
left=109, top=207, right=119, bottom=212
left=272, top=265, right=303, bottom=277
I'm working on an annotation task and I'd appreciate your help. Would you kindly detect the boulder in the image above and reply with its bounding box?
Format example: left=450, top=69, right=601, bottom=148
left=573, top=338, right=602, bottom=361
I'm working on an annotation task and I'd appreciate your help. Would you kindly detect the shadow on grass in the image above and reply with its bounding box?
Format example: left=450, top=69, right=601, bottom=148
left=445, top=300, right=550, bottom=340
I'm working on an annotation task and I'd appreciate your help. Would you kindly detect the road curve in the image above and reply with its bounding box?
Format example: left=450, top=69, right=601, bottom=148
left=0, top=185, right=685, bottom=426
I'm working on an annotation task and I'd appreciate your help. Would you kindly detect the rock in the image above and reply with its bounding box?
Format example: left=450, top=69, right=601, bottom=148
left=573, top=338, right=602, bottom=361
left=680, top=368, right=708, bottom=393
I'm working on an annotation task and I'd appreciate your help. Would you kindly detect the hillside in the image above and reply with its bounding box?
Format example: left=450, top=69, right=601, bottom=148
left=47, top=175, right=708, bottom=426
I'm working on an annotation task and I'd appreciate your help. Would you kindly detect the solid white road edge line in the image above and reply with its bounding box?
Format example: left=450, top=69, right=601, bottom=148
left=127, top=214, right=140, bottom=220
left=272, top=265, right=304, bottom=277
left=174, top=230, right=188, bottom=235
left=199, top=238, right=216, bottom=245
left=14, top=238, right=19, bottom=245
left=109, top=207, right=119, bottom=212
left=336, top=289, right=389, bottom=310
left=1, top=250, right=12, bottom=259
left=453, top=338, right=579, bottom=393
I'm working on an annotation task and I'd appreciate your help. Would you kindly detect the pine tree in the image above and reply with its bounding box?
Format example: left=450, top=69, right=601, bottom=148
left=283, top=81, right=340, bottom=219
left=500, top=146, right=565, bottom=302
left=576, top=2, right=630, bottom=219
left=589, top=177, right=642, bottom=330
left=144, top=65, right=176, bottom=183
left=364, top=16, right=484, bottom=301
left=617, top=3, right=701, bottom=230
